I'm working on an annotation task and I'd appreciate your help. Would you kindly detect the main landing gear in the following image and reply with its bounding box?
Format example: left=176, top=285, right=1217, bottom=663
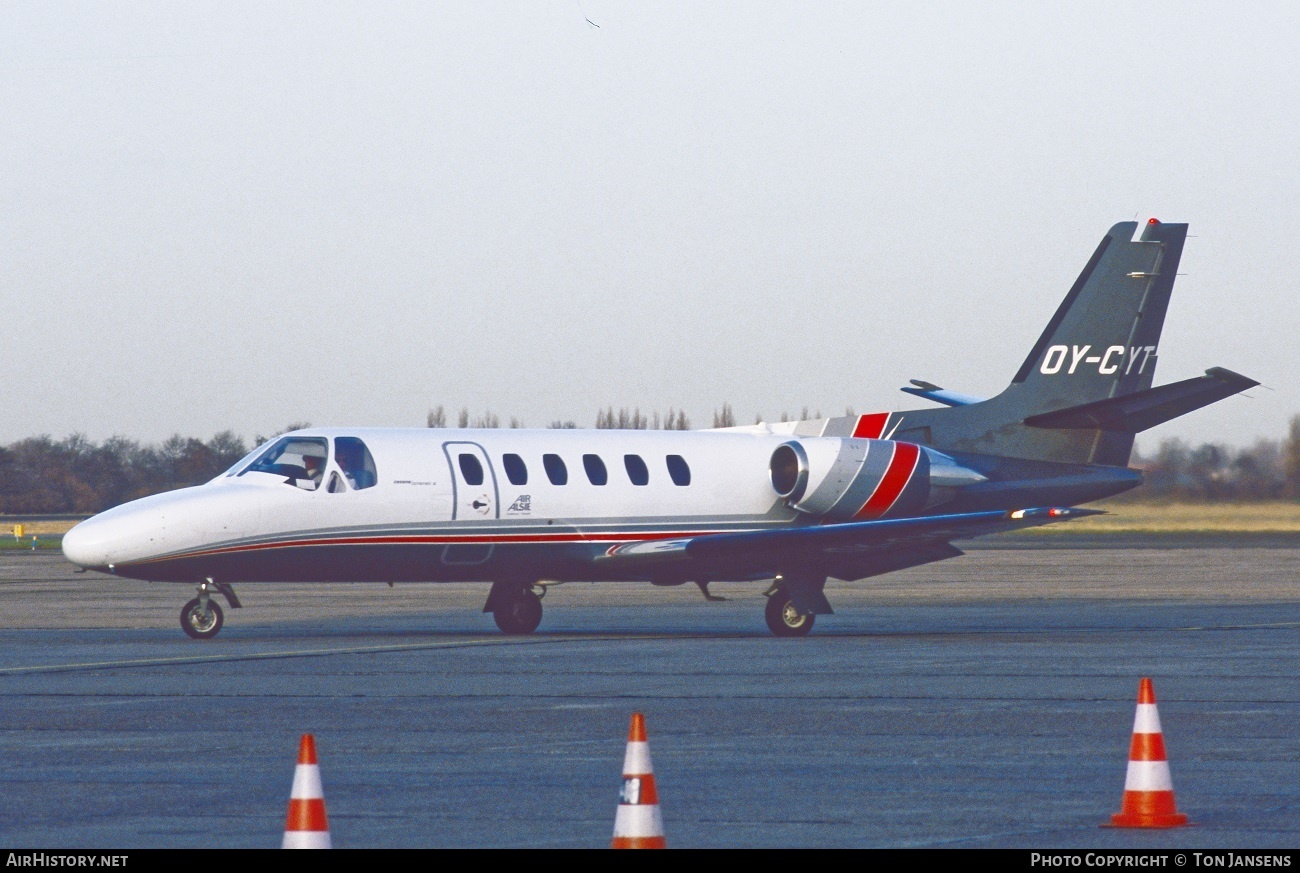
left=484, top=581, right=544, bottom=635
left=763, top=572, right=831, bottom=637
left=180, top=579, right=241, bottom=640
left=765, top=589, right=814, bottom=637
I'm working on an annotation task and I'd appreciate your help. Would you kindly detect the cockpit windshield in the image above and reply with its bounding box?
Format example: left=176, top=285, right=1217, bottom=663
left=239, top=436, right=329, bottom=490
left=220, top=441, right=271, bottom=479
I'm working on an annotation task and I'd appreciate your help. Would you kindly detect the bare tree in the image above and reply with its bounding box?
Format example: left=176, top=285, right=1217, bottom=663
left=712, top=403, right=735, bottom=428
left=661, top=408, right=689, bottom=430
left=427, top=405, right=446, bottom=428
left=597, top=406, right=650, bottom=429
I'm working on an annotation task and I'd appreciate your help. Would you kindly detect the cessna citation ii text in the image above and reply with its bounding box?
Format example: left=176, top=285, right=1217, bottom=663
left=63, top=219, right=1257, bottom=639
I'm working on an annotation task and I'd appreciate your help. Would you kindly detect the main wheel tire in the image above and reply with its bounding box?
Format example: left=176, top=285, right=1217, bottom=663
left=765, top=590, right=814, bottom=637
left=180, top=597, right=224, bottom=639
left=493, top=588, right=543, bottom=635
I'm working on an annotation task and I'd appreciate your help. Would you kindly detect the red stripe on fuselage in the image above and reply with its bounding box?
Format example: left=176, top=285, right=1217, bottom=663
left=852, top=413, right=889, bottom=439
left=854, top=442, right=920, bottom=519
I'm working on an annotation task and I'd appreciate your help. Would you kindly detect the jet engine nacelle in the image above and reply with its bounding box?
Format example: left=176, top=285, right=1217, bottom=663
left=769, top=437, right=986, bottom=521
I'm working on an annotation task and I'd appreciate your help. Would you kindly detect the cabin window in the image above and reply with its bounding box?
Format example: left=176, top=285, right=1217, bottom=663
left=583, top=454, right=608, bottom=485
left=624, top=454, right=649, bottom=486
left=666, top=454, right=691, bottom=486
left=458, top=453, right=485, bottom=486
left=334, top=437, right=378, bottom=489
left=543, top=453, right=568, bottom=485
left=240, top=436, right=329, bottom=491
left=503, top=453, right=528, bottom=486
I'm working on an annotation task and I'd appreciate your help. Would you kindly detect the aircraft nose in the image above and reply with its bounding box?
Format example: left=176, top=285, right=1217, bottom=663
left=61, top=517, right=113, bottom=569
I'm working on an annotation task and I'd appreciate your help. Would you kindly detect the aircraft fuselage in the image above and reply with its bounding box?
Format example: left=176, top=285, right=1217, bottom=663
left=64, top=427, right=812, bottom=585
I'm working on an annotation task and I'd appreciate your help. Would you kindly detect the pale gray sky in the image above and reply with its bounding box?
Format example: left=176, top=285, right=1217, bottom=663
left=3, top=1, right=1296, bottom=448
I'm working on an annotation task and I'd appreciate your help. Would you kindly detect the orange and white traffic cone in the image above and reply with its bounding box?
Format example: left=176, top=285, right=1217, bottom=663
left=611, top=712, right=666, bottom=849
left=1108, top=677, right=1189, bottom=828
left=283, top=733, right=332, bottom=848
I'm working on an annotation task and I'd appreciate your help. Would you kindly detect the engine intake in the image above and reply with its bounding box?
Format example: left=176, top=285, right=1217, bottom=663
left=769, top=442, right=809, bottom=502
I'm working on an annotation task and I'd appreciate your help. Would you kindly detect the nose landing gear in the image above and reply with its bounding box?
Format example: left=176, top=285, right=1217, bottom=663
left=181, top=589, right=223, bottom=639
left=179, top=579, right=239, bottom=639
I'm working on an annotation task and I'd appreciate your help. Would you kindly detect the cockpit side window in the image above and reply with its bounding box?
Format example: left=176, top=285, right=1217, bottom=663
left=335, top=437, right=378, bottom=490
left=240, top=437, right=329, bottom=491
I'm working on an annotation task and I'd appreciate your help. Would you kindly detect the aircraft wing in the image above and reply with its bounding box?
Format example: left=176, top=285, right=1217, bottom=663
left=598, top=507, right=1100, bottom=580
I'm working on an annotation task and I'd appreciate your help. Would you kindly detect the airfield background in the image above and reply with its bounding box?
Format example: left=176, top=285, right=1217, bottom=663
left=2, top=412, right=1299, bottom=518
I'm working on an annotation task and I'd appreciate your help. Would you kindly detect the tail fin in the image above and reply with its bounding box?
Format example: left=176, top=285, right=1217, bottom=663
left=1008, top=218, right=1184, bottom=411
left=888, top=219, right=1253, bottom=466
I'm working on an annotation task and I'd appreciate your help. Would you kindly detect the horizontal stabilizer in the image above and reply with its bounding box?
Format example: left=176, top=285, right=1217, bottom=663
left=1022, top=367, right=1258, bottom=432
left=900, top=380, right=984, bottom=407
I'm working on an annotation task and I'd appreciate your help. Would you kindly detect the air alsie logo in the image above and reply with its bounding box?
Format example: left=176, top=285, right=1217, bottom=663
left=1040, top=344, right=1156, bottom=376
left=507, top=495, right=531, bottom=513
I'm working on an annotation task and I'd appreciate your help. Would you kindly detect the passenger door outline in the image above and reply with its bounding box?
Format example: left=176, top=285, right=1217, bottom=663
left=442, top=441, right=500, bottom=521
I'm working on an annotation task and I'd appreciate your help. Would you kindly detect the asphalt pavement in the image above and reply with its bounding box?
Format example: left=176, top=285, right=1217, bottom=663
left=1, top=550, right=1297, bottom=848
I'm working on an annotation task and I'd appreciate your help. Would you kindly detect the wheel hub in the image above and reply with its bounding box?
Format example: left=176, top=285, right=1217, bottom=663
left=782, top=603, right=806, bottom=628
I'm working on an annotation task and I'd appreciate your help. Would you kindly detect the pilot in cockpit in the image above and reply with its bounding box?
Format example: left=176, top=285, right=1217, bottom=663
left=301, top=454, right=325, bottom=490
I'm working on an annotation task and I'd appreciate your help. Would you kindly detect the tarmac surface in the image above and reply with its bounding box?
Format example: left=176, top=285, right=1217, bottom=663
left=1, top=547, right=1298, bottom=848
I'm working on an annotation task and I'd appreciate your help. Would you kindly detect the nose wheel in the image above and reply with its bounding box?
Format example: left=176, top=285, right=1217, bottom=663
left=180, top=579, right=230, bottom=639
left=181, top=597, right=224, bottom=639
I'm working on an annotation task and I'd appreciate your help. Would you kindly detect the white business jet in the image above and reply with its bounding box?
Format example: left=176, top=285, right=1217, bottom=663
left=61, top=220, right=1254, bottom=639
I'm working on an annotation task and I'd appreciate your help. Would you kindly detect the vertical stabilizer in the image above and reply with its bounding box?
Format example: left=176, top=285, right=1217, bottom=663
left=1010, top=219, right=1185, bottom=409
left=885, top=220, right=1191, bottom=466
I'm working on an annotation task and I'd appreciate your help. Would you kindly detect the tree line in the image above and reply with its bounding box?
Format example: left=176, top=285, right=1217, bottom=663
left=425, top=403, right=834, bottom=430
left=1125, top=419, right=1300, bottom=501
left=3, top=414, right=1299, bottom=514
